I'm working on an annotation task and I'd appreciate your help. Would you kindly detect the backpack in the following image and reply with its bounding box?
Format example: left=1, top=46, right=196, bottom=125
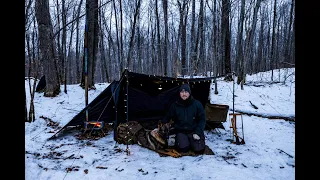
left=116, top=121, right=144, bottom=144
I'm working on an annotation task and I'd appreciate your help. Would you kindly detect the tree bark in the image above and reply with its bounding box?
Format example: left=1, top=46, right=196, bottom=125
left=155, top=0, right=162, bottom=75
left=35, top=0, right=61, bottom=97
left=75, top=0, right=84, bottom=84
left=162, top=0, right=169, bottom=76
left=270, top=0, right=277, bottom=81
left=235, top=0, right=245, bottom=79
left=127, top=0, right=141, bottom=70
left=177, top=0, right=188, bottom=76
left=81, top=0, right=99, bottom=89
left=221, top=0, right=232, bottom=80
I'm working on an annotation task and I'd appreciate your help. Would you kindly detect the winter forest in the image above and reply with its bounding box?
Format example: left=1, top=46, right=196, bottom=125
left=25, top=0, right=295, bottom=122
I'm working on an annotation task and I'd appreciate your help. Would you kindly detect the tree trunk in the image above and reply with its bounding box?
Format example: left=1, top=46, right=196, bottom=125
left=67, top=5, right=77, bottom=85
left=241, top=0, right=262, bottom=88
left=99, top=7, right=109, bottom=83
left=221, top=0, right=232, bottom=81
left=284, top=0, right=294, bottom=66
left=257, top=9, right=265, bottom=72
left=112, top=0, right=121, bottom=78
left=193, top=0, right=204, bottom=75
left=120, top=0, right=124, bottom=73
left=75, top=0, right=84, bottom=84
left=62, top=0, right=67, bottom=93
left=81, top=0, right=99, bottom=89
left=190, top=0, right=196, bottom=76
left=162, top=0, right=170, bottom=76
left=198, top=0, right=205, bottom=75
left=270, top=0, right=277, bottom=81
left=55, top=0, right=63, bottom=85
left=235, top=0, right=245, bottom=80
left=35, top=0, right=61, bottom=97
left=25, top=88, right=28, bottom=122
left=127, top=0, right=141, bottom=70
left=177, top=0, right=188, bottom=76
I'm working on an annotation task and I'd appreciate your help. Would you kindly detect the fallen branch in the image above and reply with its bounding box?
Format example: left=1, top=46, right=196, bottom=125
left=229, top=109, right=295, bottom=122
left=277, top=148, right=294, bottom=158
left=249, top=101, right=258, bottom=109
left=40, top=115, right=60, bottom=128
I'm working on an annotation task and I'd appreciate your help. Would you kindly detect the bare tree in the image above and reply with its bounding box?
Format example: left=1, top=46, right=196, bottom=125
left=26, top=28, right=39, bottom=122
left=270, top=0, right=277, bottom=81
left=62, top=0, right=68, bottom=93
left=177, top=0, right=189, bottom=76
left=25, top=88, right=28, bottom=122
left=25, top=0, right=33, bottom=28
left=120, top=0, right=124, bottom=73
left=66, top=3, right=77, bottom=85
left=162, top=0, right=170, bottom=76
left=192, top=0, right=205, bottom=75
left=127, top=0, right=142, bottom=70
left=196, top=0, right=205, bottom=75
left=239, top=0, right=262, bottom=88
left=102, top=10, right=118, bottom=81
left=98, top=4, right=109, bottom=83
left=54, top=0, right=63, bottom=85
left=35, top=0, right=61, bottom=97
left=75, top=0, right=84, bottom=83
left=284, top=0, right=294, bottom=65
left=26, top=0, right=294, bottom=89
left=80, top=0, right=99, bottom=89
left=190, top=0, right=196, bottom=75
left=235, top=0, right=245, bottom=78
left=221, top=0, right=232, bottom=80
left=112, top=0, right=122, bottom=78
left=257, top=8, right=266, bottom=72
left=155, top=0, right=162, bottom=75
left=206, top=0, right=219, bottom=76
left=25, top=0, right=34, bottom=123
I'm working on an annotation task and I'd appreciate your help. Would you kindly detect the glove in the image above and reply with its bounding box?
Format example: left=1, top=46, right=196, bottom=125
left=193, top=134, right=200, bottom=140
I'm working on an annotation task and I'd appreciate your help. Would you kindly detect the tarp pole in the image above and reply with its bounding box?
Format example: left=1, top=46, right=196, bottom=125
left=126, top=70, right=129, bottom=123
left=125, top=70, right=130, bottom=155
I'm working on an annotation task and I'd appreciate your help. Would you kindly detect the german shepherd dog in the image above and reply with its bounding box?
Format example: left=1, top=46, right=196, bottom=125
left=137, top=120, right=181, bottom=157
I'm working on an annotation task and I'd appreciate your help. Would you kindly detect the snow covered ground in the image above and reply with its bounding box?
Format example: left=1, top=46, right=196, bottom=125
left=25, top=68, right=295, bottom=180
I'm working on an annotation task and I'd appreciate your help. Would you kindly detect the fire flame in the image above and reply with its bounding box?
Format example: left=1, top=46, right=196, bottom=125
left=89, top=122, right=101, bottom=127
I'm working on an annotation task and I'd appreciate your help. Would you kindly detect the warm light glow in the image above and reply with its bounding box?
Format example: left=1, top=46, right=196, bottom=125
left=89, top=122, right=101, bottom=127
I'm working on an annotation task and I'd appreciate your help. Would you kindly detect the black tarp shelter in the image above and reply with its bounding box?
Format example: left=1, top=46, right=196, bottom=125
left=49, top=69, right=227, bottom=140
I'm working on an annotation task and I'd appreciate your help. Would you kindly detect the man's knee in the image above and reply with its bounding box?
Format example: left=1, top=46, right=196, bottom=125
left=190, top=137, right=205, bottom=153
left=175, top=133, right=190, bottom=152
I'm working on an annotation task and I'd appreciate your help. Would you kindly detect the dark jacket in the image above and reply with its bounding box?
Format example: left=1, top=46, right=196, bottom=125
left=162, top=96, right=206, bottom=136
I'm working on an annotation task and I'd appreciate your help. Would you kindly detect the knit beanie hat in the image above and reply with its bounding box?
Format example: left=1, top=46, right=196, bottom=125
left=179, top=83, right=191, bottom=94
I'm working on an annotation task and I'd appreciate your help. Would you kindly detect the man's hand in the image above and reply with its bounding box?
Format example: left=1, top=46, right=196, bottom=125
left=193, top=134, right=200, bottom=140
